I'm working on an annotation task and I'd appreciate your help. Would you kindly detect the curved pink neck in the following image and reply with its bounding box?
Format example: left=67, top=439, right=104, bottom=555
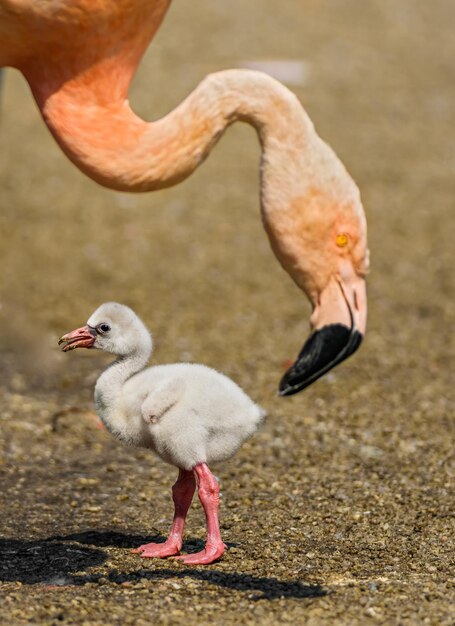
left=29, top=68, right=313, bottom=192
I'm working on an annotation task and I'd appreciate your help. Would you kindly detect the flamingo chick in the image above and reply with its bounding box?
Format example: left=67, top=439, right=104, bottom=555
left=59, top=302, right=264, bottom=565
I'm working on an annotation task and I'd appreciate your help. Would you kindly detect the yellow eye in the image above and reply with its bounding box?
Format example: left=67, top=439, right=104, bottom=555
left=336, top=233, right=349, bottom=248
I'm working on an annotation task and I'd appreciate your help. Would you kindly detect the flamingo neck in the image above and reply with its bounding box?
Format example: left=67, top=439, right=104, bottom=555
left=95, top=349, right=149, bottom=422
left=28, top=69, right=315, bottom=192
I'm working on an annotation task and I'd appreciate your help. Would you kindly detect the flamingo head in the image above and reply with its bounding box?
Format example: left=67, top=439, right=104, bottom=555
left=59, top=302, right=152, bottom=358
left=271, top=188, right=369, bottom=397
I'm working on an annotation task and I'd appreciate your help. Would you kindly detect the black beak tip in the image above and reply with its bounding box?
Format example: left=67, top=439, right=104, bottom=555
left=278, top=324, right=363, bottom=397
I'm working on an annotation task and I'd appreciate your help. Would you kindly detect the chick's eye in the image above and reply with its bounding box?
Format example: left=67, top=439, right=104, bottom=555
left=97, top=323, right=111, bottom=334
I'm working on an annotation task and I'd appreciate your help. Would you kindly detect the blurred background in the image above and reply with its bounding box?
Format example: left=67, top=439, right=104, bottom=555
left=0, top=0, right=453, bottom=623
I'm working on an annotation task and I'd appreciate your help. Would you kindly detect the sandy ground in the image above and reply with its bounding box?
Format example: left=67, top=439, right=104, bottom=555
left=0, top=1, right=454, bottom=624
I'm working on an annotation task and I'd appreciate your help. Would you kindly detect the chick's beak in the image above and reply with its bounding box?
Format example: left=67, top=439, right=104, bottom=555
left=58, top=325, right=96, bottom=352
left=279, top=271, right=367, bottom=397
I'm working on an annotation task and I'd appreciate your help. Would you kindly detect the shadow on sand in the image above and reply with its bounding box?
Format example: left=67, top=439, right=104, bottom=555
left=0, top=536, right=107, bottom=585
left=0, top=530, right=327, bottom=600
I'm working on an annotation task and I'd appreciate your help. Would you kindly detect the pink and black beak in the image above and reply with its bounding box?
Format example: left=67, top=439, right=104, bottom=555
left=279, top=316, right=362, bottom=397
left=58, top=325, right=97, bottom=352
left=279, top=273, right=367, bottom=397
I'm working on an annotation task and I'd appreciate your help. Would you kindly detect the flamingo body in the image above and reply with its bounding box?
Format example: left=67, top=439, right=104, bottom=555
left=98, top=361, right=264, bottom=470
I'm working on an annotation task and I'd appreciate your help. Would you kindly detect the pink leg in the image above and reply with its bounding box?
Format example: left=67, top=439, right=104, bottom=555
left=175, top=463, right=226, bottom=565
left=133, top=469, right=195, bottom=558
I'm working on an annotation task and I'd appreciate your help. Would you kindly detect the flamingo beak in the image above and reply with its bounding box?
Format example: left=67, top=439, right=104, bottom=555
left=58, top=325, right=97, bottom=352
left=279, top=274, right=366, bottom=396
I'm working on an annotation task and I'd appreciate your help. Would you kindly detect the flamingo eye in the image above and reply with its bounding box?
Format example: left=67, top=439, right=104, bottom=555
left=336, top=232, right=350, bottom=248
left=97, top=323, right=111, bottom=334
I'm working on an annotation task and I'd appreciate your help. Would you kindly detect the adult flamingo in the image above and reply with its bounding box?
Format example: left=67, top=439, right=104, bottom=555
left=0, top=0, right=369, bottom=395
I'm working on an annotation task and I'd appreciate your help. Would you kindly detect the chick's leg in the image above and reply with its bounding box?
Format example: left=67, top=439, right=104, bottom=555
left=133, top=468, right=195, bottom=558
left=175, top=463, right=226, bottom=565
